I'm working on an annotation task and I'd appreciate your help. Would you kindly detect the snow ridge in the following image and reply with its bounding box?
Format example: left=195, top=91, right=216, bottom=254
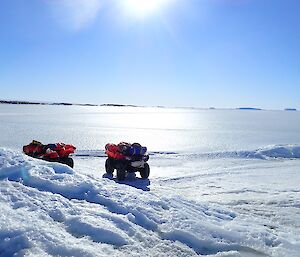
left=177, top=145, right=300, bottom=160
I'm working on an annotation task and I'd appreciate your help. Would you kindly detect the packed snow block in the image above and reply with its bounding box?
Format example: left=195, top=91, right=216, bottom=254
left=48, top=209, right=66, bottom=223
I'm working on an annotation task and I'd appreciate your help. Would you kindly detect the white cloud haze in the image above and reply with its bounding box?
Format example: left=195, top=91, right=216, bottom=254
left=46, top=0, right=103, bottom=30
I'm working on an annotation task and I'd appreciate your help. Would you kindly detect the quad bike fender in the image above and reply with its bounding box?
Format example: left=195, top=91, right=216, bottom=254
left=131, top=160, right=145, bottom=168
left=105, top=144, right=125, bottom=159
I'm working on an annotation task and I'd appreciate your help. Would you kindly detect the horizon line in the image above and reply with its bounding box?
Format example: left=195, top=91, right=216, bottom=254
left=0, top=99, right=298, bottom=112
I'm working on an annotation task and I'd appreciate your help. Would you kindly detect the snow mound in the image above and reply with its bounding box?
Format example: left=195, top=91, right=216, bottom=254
left=173, top=145, right=300, bottom=160
left=205, top=145, right=300, bottom=159
left=0, top=148, right=296, bottom=256
left=254, top=145, right=300, bottom=158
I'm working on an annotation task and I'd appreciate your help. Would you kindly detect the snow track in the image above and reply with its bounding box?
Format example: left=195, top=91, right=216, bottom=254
left=1, top=148, right=300, bottom=257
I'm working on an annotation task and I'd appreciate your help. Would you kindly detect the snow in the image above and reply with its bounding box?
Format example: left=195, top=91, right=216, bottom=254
left=1, top=147, right=300, bottom=257
left=0, top=105, right=300, bottom=257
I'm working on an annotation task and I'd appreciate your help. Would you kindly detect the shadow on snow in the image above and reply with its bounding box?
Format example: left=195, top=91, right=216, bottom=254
left=102, top=173, right=150, bottom=192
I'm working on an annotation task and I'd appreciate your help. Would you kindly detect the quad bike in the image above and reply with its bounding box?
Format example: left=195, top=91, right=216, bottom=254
left=105, top=142, right=150, bottom=180
left=23, top=140, right=76, bottom=168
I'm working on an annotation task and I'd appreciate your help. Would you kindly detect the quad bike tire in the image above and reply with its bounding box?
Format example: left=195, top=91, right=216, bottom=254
left=140, top=163, right=150, bottom=179
left=117, top=169, right=126, bottom=180
left=42, top=157, right=74, bottom=168
left=105, top=158, right=114, bottom=174
left=116, top=164, right=126, bottom=181
left=60, top=157, right=74, bottom=168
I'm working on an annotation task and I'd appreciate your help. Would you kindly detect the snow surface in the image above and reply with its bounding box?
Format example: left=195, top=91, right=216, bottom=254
left=1, top=105, right=300, bottom=257
left=1, top=147, right=300, bottom=257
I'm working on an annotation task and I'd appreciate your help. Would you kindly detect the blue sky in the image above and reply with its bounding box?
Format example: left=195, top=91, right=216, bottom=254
left=0, top=0, right=299, bottom=109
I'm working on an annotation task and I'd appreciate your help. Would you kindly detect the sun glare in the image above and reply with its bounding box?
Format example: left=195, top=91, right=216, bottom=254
left=122, top=0, right=172, bottom=18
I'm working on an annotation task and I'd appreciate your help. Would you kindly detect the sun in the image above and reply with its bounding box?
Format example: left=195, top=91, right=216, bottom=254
left=122, top=0, right=172, bottom=19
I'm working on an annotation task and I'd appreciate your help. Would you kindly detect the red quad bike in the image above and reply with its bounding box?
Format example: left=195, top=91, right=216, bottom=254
left=105, top=142, right=150, bottom=180
left=23, top=140, right=76, bottom=168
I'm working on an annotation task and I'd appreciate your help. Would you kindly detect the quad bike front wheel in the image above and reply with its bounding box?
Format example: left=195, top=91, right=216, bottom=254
left=60, top=157, right=74, bottom=168
left=105, top=158, right=114, bottom=174
left=139, top=163, right=150, bottom=179
left=117, top=166, right=126, bottom=180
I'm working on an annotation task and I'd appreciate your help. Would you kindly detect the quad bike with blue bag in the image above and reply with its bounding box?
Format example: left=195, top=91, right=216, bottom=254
left=105, top=142, right=150, bottom=180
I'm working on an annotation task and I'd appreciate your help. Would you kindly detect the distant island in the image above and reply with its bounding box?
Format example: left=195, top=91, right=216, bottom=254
left=0, top=100, right=140, bottom=107
left=284, top=108, right=297, bottom=111
left=100, top=103, right=139, bottom=107
left=0, top=100, right=83, bottom=106
left=237, top=107, right=262, bottom=111
left=0, top=100, right=48, bottom=105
